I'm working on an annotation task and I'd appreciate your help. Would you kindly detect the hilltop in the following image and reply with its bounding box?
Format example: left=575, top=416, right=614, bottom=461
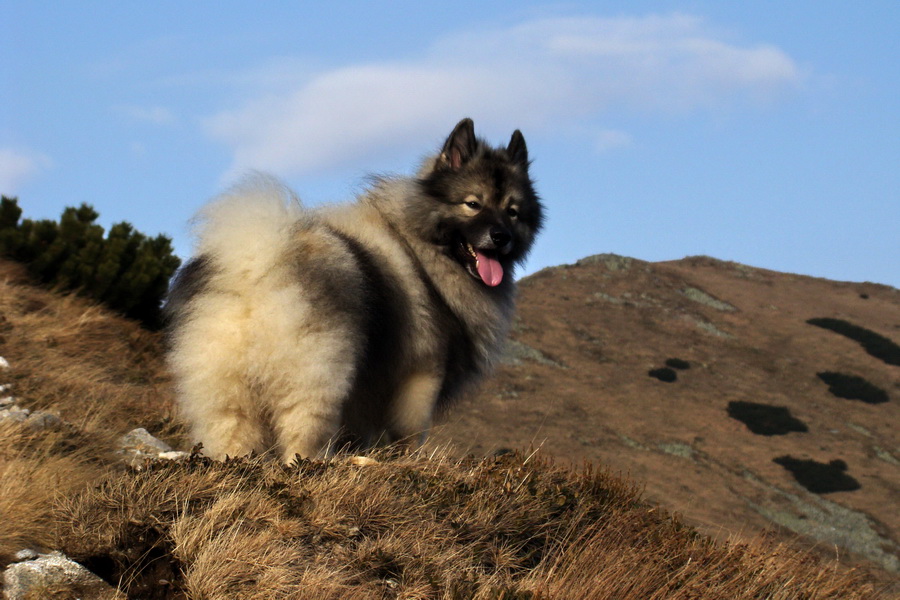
left=434, top=253, right=900, bottom=581
left=0, top=255, right=896, bottom=598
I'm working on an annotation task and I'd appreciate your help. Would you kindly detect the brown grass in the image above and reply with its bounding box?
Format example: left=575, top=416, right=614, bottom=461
left=0, top=422, right=99, bottom=559
left=0, top=259, right=179, bottom=563
left=0, top=259, right=890, bottom=598
left=53, top=451, right=883, bottom=599
left=0, top=260, right=178, bottom=439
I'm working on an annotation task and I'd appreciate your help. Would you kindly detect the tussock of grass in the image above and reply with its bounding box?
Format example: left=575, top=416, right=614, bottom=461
left=648, top=367, right=677, bottom=382
left=773, top=456, right=862, bottom=494
left=0, top=423, right=101, bottom=561
left=726, top=401, right=809, bottom=436
left=52, top=451, right=881, bottom=599
left=665, top=358, right=691, bottom=370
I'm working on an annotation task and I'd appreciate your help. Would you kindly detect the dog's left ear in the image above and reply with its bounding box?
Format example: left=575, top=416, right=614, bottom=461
left=440, top=118, right=477, bottom=170
left=507, top=130, right=528, bottom=166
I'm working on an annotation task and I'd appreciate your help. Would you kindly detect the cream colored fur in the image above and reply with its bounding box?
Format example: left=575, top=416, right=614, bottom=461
left=169, top=178, right=362, bottom=460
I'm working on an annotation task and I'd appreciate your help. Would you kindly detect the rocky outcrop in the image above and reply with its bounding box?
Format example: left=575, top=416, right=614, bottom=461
left=3, top=551, right=122, bottom=600
left=118, top=427, right=189, bottom=467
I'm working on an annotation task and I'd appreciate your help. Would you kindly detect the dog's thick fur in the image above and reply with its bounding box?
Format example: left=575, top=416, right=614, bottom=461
left=166, top=119, right=543, bottom=461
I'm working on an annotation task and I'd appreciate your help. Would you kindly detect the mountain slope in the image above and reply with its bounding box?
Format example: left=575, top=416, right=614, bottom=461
left=434, top=254, right=900, bottom=577
left=0, top=255, right=896, bottom=596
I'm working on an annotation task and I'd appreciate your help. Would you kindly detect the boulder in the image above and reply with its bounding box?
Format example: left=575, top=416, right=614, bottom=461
left=3, top=551, right=121, bottom=599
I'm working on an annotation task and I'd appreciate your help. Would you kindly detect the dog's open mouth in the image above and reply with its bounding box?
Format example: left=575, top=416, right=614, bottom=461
left=455, top=239, right=504, bottom=287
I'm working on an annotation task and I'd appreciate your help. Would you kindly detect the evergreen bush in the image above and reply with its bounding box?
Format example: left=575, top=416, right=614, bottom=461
left=0, top=196, right=180, bottom=328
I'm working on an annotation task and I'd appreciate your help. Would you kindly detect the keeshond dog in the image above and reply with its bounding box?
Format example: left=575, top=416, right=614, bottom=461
left=165, top=118, right=543, bottom=461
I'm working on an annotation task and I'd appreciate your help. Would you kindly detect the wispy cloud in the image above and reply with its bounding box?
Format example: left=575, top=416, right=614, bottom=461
left=117, top=105, right=177, bottom=125
left=0, top=148, right=53, bottom=194
left=204, top=14, right=801, bottom=179
left=595, top=130, right=634, bottom=154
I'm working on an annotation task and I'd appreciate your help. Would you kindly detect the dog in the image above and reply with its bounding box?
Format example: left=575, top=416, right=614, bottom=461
left=165, top=118, right=543, bottom=461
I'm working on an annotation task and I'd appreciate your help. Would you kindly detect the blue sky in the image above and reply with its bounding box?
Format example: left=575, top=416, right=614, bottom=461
left=2, top=2, right=898, bottom=287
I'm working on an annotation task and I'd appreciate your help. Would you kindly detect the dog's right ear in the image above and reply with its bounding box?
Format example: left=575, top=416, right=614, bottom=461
left=507, top=130, right=528, bottom=167
left=439, top=118, right=477, bottom=170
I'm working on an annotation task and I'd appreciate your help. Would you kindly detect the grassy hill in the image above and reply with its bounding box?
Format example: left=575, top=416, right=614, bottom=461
left=434, top=254, right=900, bottom=585
left=0, top=258, right=891, bottom=598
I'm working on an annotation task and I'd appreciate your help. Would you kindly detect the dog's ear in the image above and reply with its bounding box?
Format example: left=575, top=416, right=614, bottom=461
left=440, top=118, right=477, bottom=170
left=507, top=130, right=528, bottom=166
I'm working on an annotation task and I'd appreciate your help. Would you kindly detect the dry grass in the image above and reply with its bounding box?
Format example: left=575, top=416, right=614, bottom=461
left=0, top=422, right=100, bottom=560
left=54, top=451, right=883, bottom=599
left=0, top=259, right=179, bottom=563
left=0, top=260, right=178, bottom=440
left=0, top=258, right=890, bottom=598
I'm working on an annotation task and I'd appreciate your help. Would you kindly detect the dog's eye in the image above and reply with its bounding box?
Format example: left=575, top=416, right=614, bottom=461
left=465, top=201, right=481, bottom=210
left=507, top=207, right=519, bottom=218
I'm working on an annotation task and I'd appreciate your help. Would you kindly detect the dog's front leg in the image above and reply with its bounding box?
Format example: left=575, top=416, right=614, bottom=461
left=387, top=371, right=443, bottom=448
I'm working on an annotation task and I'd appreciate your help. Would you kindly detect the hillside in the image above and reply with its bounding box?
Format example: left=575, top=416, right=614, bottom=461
left=434, top=254, right=900, bottom=580
left=0, top=255, right=897, bottom=598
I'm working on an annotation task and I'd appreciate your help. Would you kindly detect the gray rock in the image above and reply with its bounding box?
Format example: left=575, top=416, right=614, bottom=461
left=0, top=395, right=16, bottom=409
left=0, top=405, right=30, bottom=423
left=26, top=410, right=64, bottom=430
left=3, top=551, right=121, bottom=599
left=12, top=549, right=39, bottom=562
left=118, top=427, right=183, bottom=468
left=681, top=286, right=736, bottom=312
left=576, top=253, right=635, bottom=271
left=119, top=427, right=173, bottom=454
left=158, top=450, right=190, bottom=461
left=501, top=339, right=567, bottom=368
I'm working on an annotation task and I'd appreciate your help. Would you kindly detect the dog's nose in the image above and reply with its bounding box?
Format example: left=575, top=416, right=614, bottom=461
left=490, top=226, right=512, bottom=249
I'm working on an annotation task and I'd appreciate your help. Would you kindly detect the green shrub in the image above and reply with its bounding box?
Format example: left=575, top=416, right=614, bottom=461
left=807, top=317, right=900, bottom=367
left=665, top=358, right=691, bottom=370
left=0, top=196, right=180, bottom=328
left=816, top=371, right=889, bottom=404
left=727, top=401, right=809, bottom=436
left=773, top=456, right=860, bottom=494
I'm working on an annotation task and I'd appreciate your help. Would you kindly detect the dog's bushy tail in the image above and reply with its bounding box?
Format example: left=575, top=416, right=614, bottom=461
left=193, top=173, right=302, bottom=280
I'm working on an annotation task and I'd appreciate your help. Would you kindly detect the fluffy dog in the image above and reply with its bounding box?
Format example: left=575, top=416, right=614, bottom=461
left=165, top=118, right=543, bottom=460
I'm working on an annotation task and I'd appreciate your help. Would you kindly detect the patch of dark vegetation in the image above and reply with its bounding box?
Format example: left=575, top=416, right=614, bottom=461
left=0, top=196, right=181, bottom=329
left=859, top=293, right=869, bottom=299
left=727, top=401, right=808, bottom=436
left=816, top=372, right=889, bottom=405
left=773, top=456, right=861, bottom=494
left=807, top=317, right=900, bottom=367
left=83, top=548, right=181, bottom=600
left=648, top=367, right=677, bottom=382
left=665, top=358, right=691, bottom=370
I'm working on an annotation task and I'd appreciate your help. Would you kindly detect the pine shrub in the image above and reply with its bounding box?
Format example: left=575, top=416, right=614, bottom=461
left=0, top=196, right=180, bottom=328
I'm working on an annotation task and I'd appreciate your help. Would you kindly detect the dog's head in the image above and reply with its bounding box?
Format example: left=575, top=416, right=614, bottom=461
left=417, top=118, right=543, bottom=288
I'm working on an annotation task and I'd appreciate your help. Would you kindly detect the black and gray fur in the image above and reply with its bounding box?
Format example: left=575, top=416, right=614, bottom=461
left=166, top=118, right=543, bottom=460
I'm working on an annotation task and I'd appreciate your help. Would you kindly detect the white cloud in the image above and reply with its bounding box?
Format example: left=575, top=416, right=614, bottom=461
left=204, top=14, right=801, bottom=178
left=117, top=105, right=177, bottom=125
left=0, top=149, right=53, bottom=194
left=595, top=130, right=634, bottom=154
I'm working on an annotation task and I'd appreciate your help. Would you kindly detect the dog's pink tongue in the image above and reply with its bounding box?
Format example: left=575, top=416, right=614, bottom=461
left=475, top=251, right=503, bottom=286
